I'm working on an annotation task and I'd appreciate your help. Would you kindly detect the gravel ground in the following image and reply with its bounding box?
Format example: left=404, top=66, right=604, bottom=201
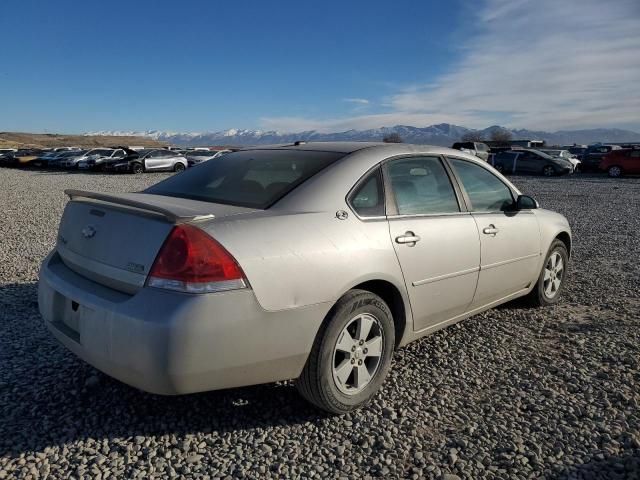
left=0, top=168, right=638, bottom=480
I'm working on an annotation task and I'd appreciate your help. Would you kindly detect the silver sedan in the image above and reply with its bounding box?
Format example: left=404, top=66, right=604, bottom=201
left=38, top=142, right=571, bottom=413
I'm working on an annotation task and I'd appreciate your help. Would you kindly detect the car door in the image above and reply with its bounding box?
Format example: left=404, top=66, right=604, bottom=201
left=495, top=152, right=519, bottom=173
left=624, top=150, right=640, bottom=173
left=160, top=151, right=177, bottom=170
left=514, top=151, right=540, bottom=174
left=385, top=156, right=481, bottom=332
left=447, top=157, right=541, bottom=307
left=144, top=150, right=164, bottom=171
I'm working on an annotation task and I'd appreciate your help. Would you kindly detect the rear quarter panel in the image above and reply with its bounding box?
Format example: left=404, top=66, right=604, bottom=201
left=203, top=212, right=407, bottom=313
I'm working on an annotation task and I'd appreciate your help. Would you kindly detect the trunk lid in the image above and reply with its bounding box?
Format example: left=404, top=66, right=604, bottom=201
left=56, top=190, right=256, bottom=294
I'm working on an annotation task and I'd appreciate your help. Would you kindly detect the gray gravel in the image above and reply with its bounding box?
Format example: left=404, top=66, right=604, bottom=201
left=1, top=168, right=639, bottom=479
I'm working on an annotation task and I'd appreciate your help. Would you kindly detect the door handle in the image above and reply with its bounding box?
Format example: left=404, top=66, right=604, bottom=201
left=482, top=224, right=499, bottom=235
left=395, top=231, right=421, bottom=246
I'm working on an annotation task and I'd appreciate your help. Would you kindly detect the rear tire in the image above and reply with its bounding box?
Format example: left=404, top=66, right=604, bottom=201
left=608, top=165, right=622, bottom=178
left=296, top=289, right=395, bottom=414
left=525, top=239, right=568, bottom=307
left=131, top=162, right=144, bottom=174
left=174, top=162, right=186, bottom=172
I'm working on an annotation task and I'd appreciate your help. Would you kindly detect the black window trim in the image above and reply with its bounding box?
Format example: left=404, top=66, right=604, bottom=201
left=381, top=154, right=469, bottom=218
left=345, top=165, right=387, bottom=220
left=444, top=155, right=521, bottom=214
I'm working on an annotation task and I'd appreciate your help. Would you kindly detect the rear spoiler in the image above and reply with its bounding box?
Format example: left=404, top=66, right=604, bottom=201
left=64, top=189, right=215, bottom=224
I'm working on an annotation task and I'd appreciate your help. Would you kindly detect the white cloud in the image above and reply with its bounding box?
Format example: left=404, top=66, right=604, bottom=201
left=342, top=98, right=370, bottom=105
left=262, top=0, right=640, bottom=133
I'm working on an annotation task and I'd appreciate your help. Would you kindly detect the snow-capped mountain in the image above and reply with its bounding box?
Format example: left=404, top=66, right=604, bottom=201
left=86, top=125, right=640, bottom=147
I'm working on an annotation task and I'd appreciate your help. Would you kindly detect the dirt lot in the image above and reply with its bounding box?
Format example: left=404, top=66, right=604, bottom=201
left=0, top=168, right=638, bottom=479
left=0, top=132, right=165, bottom=149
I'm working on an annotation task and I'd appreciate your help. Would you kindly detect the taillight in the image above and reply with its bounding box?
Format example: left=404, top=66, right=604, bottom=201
left=146, top=224, right=247, bottom=293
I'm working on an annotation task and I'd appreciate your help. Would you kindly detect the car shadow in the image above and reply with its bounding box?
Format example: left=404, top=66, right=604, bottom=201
left=547, top=452, right=640, bottom=479
left=0, top=282, right=327, bottom=458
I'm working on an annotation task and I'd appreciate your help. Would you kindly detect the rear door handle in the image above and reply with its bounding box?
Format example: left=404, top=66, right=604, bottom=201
left=395, top=231, right=421, bottom=246
left=482, top=224, right=499, bottom=235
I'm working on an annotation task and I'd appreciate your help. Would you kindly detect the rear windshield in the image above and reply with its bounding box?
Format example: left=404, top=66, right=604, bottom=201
left=145, top=149, right=344, bottom=209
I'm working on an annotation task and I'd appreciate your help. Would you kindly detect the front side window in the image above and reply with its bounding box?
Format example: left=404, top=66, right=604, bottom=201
left=387, top=156, right=459, bottom=215
left=449, top=158, right=514, bottom=212
left=349, top=168, right=384, bottom=217
left=146, top=150, right=344, bottom=209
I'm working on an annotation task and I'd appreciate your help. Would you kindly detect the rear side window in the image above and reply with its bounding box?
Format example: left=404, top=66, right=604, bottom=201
left=349, top=168, right=385, bottom=217
left=449, top=158, right=514, bottom=212
left=387, top=156, right=460, bottom=215
left=146, top=150, right=344, bottom=209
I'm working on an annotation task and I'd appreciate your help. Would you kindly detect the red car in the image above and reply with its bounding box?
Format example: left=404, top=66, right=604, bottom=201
left=600, top=148, right=640, bottom=177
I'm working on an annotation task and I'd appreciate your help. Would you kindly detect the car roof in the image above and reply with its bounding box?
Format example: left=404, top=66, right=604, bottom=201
left=237, top=141, right=466, bottom=156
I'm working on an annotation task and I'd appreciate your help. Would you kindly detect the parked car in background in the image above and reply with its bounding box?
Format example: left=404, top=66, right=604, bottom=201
left=582, top=144, right=622, bottom=172
left=52, top=147, right=82, bottom=152
left=451, top=142, right=490, bottom=161
left=61, top=149, right=113, bottom=169
left=57, top=149, right=89, bottom=169
left=540, top=149, right=581, bottom=172
left=561, top=145, right=587, bottom=160
left=79, top=149, right=127, bottom=171
left=38, top=142, right=572, bottom=413
left=491, top=149, right=573, bottom=176
left=102, top=148, right=144, bottom=173
left=600, top=147, right=640, bottom=177
left=135, top=149, right=188, bottom=172
left=33, top=150, right=64, bottom=167
left=11, top=149, right=44, bottom=167
left=0, top=151, right=19, bottom=167
left=51, top=150, right=89, bottom=168
left=186, top=149, right=232, bottom=167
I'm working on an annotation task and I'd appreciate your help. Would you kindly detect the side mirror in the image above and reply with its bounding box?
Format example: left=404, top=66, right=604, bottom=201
left=516, top=194, right=538, bottom=210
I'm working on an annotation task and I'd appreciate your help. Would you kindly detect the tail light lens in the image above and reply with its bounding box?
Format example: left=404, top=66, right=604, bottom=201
left=147, top=224, right=247, bottom=293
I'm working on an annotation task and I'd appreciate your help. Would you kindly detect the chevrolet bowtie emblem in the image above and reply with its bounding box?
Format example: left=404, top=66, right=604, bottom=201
left=82, top=225, right=97, bottom=239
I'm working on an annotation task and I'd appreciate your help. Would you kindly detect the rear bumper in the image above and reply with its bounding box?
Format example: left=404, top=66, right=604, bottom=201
left=38, top=251, right=327, bottom=395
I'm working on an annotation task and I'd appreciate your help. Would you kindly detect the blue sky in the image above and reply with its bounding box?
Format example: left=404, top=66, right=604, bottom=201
left=1, top=0, right=639, bottom=133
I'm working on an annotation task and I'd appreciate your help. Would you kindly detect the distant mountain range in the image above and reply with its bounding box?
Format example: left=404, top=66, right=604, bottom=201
left=87, top=124, right=640, bottom=147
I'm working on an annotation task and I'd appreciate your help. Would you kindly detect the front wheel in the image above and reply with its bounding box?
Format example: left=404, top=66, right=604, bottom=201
left=131, top=162, right=144, bottom=174
left=174, top=162, right=186, bottom=172
left=542, top=165, right=555, bottom=177
left=525, top=239, right=569, bottom=307
left=608, top=165, right=622, bottom=178
left=296, top=289, right=395, bottom=414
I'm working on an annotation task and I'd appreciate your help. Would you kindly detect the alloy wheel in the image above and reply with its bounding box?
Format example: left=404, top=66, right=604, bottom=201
left=543, top=166, right=555, bottom=176
left=543, top=251, right=564, bottom=299
left=608, top=166, right=621, bottom=177
left=332, top=313, right=384, bottom=395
